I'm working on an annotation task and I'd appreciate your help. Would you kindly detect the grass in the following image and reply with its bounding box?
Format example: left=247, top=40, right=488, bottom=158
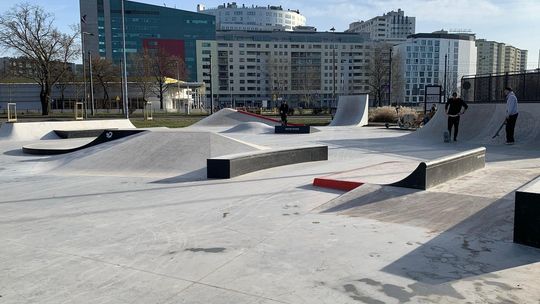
left=0, top=109, right=334, bottom=128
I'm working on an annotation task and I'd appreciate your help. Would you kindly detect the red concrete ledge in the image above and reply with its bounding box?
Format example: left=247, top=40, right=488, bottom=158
left=313, top=178, right=363, bottom=192
left=236, top=110, right=304, bottom=126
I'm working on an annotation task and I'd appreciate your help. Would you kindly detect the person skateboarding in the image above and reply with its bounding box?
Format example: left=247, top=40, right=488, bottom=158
left=279, top=100, right=289, bottom=126
left=504, top=87, right=518, bottom=145
left=445, top=92, right=468, bottom=142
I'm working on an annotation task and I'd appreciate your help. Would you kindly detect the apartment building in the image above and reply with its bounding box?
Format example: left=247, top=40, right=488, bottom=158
left=476, top=39, right=528, bottom=74
left=196, top=31, right=373, bottom=108
left=394, top=31, right=477, bottom=104
left=347, top=9, right=415, bottom=43
left=197, top=2, right=306, bottom=31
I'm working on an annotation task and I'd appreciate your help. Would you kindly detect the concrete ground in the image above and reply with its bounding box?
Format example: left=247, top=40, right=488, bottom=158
left=1, top=121, right=540, bottom=304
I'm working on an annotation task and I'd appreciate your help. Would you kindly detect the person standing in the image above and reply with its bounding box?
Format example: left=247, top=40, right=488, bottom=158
left=445, top=92, right=468, bottom=142
left=504, top=87, right=519, bottom=145
left=279, top=100, right=289, bottom=126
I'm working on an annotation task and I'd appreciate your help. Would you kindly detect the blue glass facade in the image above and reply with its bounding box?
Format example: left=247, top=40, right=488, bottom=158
left=86, top=0, right=215, bottom=81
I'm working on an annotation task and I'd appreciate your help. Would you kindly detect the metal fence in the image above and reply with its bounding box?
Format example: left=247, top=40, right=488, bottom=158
left=461, top=69, right=540, bottom=103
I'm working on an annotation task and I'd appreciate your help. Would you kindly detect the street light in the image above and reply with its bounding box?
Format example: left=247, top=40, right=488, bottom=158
left=121, top=0, right=129, bottom=119
left=81, top=31, right=94, bottom=119
left=330, top=27, right=336, bottom=111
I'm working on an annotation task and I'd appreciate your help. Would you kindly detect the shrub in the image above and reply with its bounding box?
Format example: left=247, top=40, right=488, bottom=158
left=369, top=106, right=418, bottom=123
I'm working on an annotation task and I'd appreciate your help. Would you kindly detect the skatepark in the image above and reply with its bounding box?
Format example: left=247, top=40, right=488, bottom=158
left=1, top=95, right=540, bottom=304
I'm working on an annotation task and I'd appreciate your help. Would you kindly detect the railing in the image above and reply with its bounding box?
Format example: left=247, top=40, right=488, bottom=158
left=461, top=69, right=540, bottom=103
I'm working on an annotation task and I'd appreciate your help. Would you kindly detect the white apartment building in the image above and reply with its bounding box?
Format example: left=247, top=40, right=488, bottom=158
left=196, top=31, right=373, bottom=108
left=394, top=31, right=477, bottom=104
left=197, top=2, right=306, bottom=31
left=476, top=39, right=528, bottom=74
left=347, top=9, right=415, bottom=43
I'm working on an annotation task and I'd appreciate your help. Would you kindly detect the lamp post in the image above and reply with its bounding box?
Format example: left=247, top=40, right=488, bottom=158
left=121, top=0, right=129, bottom=119
left=209, top=53, right=214, bottom=114
left=330, top=27, right=336, bottom=111
left=81, top=31, right=94, bottom=119
left=88, top=50, right=95, bottom=116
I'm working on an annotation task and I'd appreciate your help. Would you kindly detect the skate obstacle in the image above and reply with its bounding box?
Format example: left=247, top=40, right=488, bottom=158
left=274, top=125, right=314, bottom=134
left=514, top=177, right=540, bottom=249
left=207, top=145, right=328, bottom=179
left=22, top=129, right=145, bottom=155
left=390, top=147, right=486, bottom=190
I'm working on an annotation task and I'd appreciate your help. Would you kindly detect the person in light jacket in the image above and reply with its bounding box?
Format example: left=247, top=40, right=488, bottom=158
left=504, top=87, right=518, bottom=145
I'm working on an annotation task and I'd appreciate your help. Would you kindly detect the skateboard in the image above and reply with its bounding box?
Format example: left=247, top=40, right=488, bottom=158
left=492, top=120, right=506, bottom=139
left=443, top=130, right=450, bottom=143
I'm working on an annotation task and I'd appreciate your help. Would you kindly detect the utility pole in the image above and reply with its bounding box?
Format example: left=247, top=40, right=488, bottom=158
left=444, top=54, right=448, bottom=101
left=209, top=53, right=214, bottom=114
left=388, top=48, right=392, bottom=106
left=121, top=0, right=129, bottom=119
left=88, top=51, right=95, bottom=116
left=330, top=27, right=336, bottom=111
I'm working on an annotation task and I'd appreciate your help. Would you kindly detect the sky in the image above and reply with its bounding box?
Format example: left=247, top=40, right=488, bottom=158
left=0, top=0, right=538, bottom=69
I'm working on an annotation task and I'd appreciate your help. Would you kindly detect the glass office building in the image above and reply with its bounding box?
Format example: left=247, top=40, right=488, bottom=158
left=80, top=0, right=216, bottom=80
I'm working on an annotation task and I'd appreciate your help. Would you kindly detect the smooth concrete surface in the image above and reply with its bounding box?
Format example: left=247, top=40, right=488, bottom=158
left=207, top=145, right=328, bottom=179
left=192, top=108, right=280, bottom=127
left=329, top=94, right=369, bottom=127
left=0, top=119, right=135, bottom=141
left=1, top=115, right=540, bottom=303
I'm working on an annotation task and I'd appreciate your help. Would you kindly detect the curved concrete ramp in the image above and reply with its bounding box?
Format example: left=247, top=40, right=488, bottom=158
left=390, top=147, right=486, bottom=190
left=50, top=131, right=262, bottom=178
left=192, top=108, right=280, bottom=127
left=0, top=119, right=135, bottom=141
left=329, top=95, right=369, bottom=126
left=413, top=103, right=540, bottom=147
left=221, top=122, right=274, bottom=134
left=22, top=129, right=145, bottom=155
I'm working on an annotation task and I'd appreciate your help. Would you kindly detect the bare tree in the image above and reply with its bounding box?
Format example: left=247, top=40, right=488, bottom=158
left=148, top=49, right=185, bottom=110
left=0, top=3, right=79, bottom=115
left=91, top=57, right=118, bottom=109
left=130, top=51, right=153, bottom=110
left=391, top=51, right=405, bottom=105
left=54, top=67, right=76, bottom=110
left=367, top=43, right=392, bottom=107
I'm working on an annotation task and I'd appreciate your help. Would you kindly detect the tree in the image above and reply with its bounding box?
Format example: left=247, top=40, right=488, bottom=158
left=130, top=51, right=154, bottom=110
left=367, top=43, right=392, bottom=107
left=54, top=67, right=76, bottom=110
left=148, top=49, right=185, bottom=110
left=91, top=57, right=118, bottom=109
left=390, top=51, right=405, bottom=105
left=0, top=3, right=79, bottom=115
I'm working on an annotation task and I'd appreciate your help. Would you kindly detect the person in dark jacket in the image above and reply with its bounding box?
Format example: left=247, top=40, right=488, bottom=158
left=445, top=92, right=468, bottom=141
left=279, top=101, right=289, bottom=126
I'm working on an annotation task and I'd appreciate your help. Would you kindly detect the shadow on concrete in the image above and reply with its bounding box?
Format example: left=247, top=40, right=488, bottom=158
left=151, top=168, right=207, bottom=184
left=381, top=195, right=540, bottom=284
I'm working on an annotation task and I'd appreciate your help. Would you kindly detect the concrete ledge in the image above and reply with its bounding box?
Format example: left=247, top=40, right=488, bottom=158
left=390, top=147, right=486, bottom=190
left=514, top=177, right=540, bottom=248
left=275, top=125, right=312, bottom=134
left=207, top=145, right=328, bottom=179
left=54, top=129, right=116, bottom=139
left=22, top=129, right=145, bottom=155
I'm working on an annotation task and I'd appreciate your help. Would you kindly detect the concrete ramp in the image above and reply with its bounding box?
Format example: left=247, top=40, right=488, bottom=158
left=50, top=131, right=262, bottom=178
left=313, top=148, right=486, bottom=191
left=389, top=147, right=486, bottom=190
left=192, top=108, right=281, bottom=127
left=0, top=119, right=135, bottom=141
left=221, top=122, right=274, bottom=134
left=414, top=103, right=540, bottom=147
left=329, top=94, right=369, bottom=127
left=22, top=129, right=145, bottom=155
